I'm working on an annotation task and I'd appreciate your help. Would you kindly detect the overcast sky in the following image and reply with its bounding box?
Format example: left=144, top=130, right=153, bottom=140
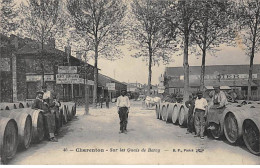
left=87, top=44, right=260, bottom=85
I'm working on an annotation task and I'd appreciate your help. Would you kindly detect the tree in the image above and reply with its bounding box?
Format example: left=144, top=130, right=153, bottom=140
left=67, top=0, right=127, bottom=107
left=129, top=0, right=177, bottom=96
left=20, top=0, right=65, bottom=85
left=0, top=0, right=18, bottom=37
left=191, top=0, right=236, bottom=90
left=164, top=0, right=199, bottom=101
left=236, top=0, right=260, bottom=100
left=129, top=0, right=176, bottom=96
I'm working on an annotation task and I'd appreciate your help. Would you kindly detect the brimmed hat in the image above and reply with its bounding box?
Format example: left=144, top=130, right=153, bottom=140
left=36, top=90, right=44, bottom=95
left=121, top=89, right=127, bottom=92
left=197, top=91, right=203, bottom=95
left=213, top=85, right=220, bottom=89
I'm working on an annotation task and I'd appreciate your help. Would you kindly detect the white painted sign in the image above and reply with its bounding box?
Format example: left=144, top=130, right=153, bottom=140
left=26, top=75, right=55, bottom=82
left=179, top=74, right=258, bottom=81
left=58, top=66, right=77, bottom=74
left=56, top=74, right=79, bottom=79
left=106, top=83, right=115, bottom=91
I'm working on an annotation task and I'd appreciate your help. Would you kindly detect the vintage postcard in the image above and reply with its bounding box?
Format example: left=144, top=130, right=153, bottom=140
left=0, top=0, right=260, bottom=165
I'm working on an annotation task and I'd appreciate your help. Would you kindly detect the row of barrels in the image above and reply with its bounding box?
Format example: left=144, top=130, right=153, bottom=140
left=0, top=102, right=76, bottom=164
left=155, top=102, right=260, bottom=155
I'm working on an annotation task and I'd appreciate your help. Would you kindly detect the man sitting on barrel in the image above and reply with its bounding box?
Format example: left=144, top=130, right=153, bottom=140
left=207, top=85, right=228, bottom=130
left=209, top=85, right=228, bottom=109
left=31, top=90, right=58, bottom=142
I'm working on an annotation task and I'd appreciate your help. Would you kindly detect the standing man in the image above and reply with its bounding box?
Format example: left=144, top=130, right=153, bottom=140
left=42, top=85, right=51, bottom=105
left=32, top=90, right=58, bottom=142
left=185, top=93, right=196, bottom=134
left=194, top=91, right=208, bottom=139
left=116, top=90, right=130, bottom=134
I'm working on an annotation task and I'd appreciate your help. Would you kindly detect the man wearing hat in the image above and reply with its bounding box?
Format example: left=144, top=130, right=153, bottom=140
left=32, top=90, right=58, bottom=142
left=210, top=85, right=228, bottom=109
left=194, top=91, right=208, bottom=139
left=116, top=89, right=130, bottom=134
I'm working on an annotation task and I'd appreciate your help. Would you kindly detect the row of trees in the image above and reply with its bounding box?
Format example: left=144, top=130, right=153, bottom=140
left=1, top=0, right=260, bottom=104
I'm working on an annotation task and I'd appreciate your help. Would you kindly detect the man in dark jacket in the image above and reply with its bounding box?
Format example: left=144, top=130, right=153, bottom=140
left=32, top=91, right=58, bottom=142
left=185, top=93, right=196, bottom=134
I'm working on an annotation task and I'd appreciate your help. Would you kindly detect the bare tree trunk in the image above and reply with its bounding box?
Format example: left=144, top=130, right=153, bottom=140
left=84, top=66, right=89, bottom=115
left=248, top=18, right=258, bottom=100
left=183, top=29, right=189, bottom=102
left=200, top=49, right=206, bottom=91
left=93, top=44, right=98, bottom=108
left=248, top=43, right=255, bottom=101
left=147, top=46, right=152, bottom=96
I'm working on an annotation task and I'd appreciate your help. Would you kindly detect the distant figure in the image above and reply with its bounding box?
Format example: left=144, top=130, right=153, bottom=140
left=105, top=96, right=110, bottom=108
left=32, top=91, right=58, bottom=142
left=100, top=95, right=104, bottom=108
left=194, top=91, right=208, bottom=139
left=116, top=90, right=130, bottom=134
left=185, top=93, right=196, bottom=134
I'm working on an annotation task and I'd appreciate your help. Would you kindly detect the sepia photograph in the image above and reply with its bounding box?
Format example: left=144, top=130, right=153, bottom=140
left=0, top=0, right=260, bottom=165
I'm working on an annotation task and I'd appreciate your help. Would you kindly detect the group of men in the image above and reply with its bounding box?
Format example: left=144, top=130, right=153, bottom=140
left=31, top=85, right=61, bottom=142
left=185, top=85, right=228, bottom=139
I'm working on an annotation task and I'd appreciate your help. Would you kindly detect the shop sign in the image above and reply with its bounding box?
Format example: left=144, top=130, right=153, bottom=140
left=106, top=83, right=115, bottom=91
left=26, top=75, right=54, bottom=82
left=179, top=74, right=257, bottom=81
left=58, top=66, right=77, bottom=74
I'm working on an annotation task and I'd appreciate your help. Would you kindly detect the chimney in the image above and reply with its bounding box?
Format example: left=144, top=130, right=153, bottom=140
left=49, top=38, right=55, bottom=49
left=76, top=51, right=82, bottom=60
left=65, top=45, right=71, bottom=65
left=10, top=35, right=19, bottom=50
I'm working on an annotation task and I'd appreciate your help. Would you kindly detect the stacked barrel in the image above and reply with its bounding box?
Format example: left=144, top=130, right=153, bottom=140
left=155, top=101, right=260, bottom=156
left=0, top=101, right=76, bottom=164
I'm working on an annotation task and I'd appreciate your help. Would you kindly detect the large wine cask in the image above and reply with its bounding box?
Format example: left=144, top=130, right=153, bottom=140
left=222, top=104, right=256, bottom=144
left=161, top=103, right=169, bottom=121
left=0, top=104, right=9, bottom=110
left=166, top=103, right=175, bottom=123
left=0, top=117, right=18, bottom=164
left=0, top=110, right=32, bottom=149
left=242, top=116, right=260, bottom=155
left=178, top=105, right=188, bottom=126
left=172, top=103, right=181, bottom=124
left=17, top=109, right=45, bottom=143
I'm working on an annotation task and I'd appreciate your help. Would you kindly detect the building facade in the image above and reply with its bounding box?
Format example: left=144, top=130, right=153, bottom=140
left=164, top=65, right=260, bottom=100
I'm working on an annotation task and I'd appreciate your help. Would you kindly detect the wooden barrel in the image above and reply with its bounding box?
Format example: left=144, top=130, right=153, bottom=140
left=18, top=102, right=24, bottom=108
left=166, top=103, right=175, bottom=123
left=172, top=103, right=180, bottom=124
left=158, top=103, right=163, bottom=120
left=178, top=105, right=188, bottom=126
left=0, top=117, right=18, bottom=163
left=243, top=117, right=260, bottom=155
left=18, top=109, right=45, bottom=143
left=0, top=110, right=32, bottom=149
left=0, top=104, right=9, bottom=110
left=161, top=104, right=168, bottom=121
left=223, top=105, right=252, bottom=144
